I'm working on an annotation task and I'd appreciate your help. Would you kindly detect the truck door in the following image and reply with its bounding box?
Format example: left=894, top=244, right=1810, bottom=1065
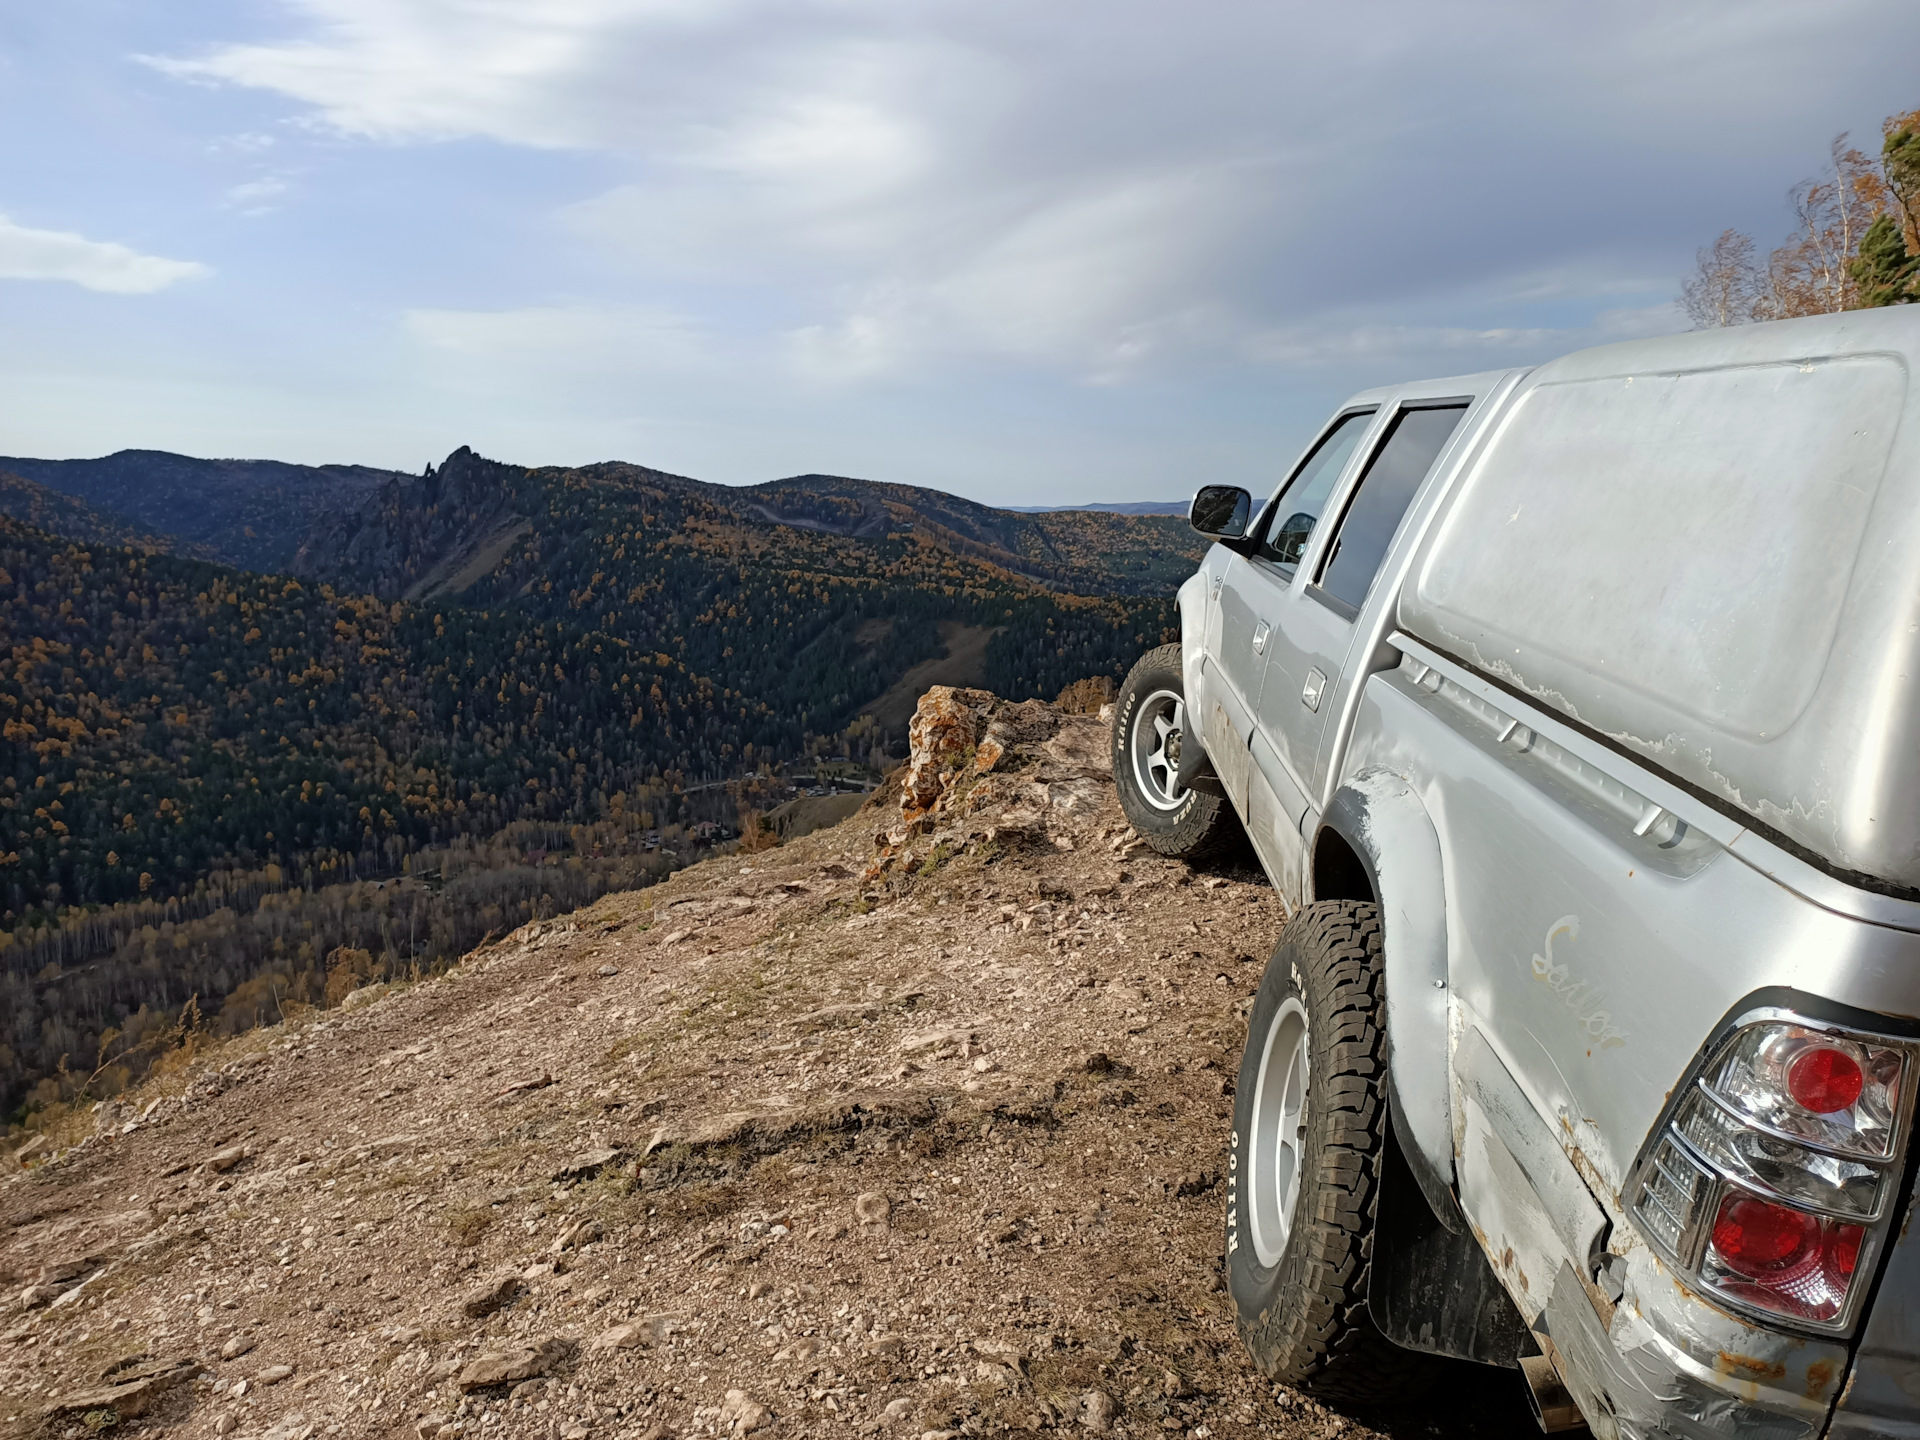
left=1251, top=400, right=1468, bottom=808
left=1212, top=409, right=1375, bottom=869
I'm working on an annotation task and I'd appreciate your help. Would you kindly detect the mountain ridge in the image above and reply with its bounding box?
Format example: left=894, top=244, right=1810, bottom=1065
left=0, top=450, right=407, bottom=572
left=1, top=447, right=1201, bottom=598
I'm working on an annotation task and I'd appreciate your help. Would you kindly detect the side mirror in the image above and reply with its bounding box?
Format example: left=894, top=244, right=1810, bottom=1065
left=1190, top=485, right=1252, bottom=540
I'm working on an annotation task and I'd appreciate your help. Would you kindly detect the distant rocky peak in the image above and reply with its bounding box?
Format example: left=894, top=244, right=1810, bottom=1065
left=291, top=446, right=530, bottom=601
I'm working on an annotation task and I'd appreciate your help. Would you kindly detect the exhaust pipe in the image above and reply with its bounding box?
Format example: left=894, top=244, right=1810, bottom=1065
left=1518, top=1354, right=1587, bottom=1433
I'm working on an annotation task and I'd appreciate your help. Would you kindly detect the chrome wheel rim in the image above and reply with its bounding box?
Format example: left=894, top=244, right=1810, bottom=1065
left=1130, top=688, right=1188, bottom=811
left=1248, top=997, right=1310, bottom=1268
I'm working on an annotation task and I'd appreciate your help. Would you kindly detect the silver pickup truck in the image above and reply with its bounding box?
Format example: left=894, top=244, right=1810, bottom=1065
left=1111, top=307, right=1920, bottom=1439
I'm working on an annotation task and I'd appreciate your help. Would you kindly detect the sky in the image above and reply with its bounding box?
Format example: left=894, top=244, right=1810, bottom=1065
left=1, top=2, right=1917, bottom=506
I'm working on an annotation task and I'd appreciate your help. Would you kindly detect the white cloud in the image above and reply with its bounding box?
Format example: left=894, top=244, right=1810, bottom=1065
left=1241, top=323, right=1566, bottom=369
left=224, top=176, right=292, bottom=214
left=145, top=0, right=716, bottom=149
left=154, top=0, right=1863, bottom=388
left=0, top=215, right=210, bottom=294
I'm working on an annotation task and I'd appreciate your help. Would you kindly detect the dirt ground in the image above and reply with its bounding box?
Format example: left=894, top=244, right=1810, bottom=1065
left=0, top=690, right=1540, bottom=1440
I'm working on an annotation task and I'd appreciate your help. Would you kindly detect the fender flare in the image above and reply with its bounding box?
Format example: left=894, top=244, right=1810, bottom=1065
left=1319, top=768, right=1457, bottom=1226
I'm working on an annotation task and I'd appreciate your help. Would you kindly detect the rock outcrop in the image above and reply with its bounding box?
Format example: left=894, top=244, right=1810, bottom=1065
left=289, top=445, right=528, bottom=601
left=874, top=684, right=1114, bottom=877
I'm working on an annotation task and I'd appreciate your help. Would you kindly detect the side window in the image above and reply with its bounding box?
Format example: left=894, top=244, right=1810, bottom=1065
left=1316, top=402, right=1467, bottom=614
left=1253, top=409, right=1374, bottom=576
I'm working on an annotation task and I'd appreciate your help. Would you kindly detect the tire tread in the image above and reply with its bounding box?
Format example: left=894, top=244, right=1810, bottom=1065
left=1233, top=900, right=1439, bottom=1401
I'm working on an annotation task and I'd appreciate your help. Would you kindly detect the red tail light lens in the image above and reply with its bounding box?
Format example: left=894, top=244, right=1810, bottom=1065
left=1712, top=1196, right=1818, bottom=1276
left=1706, top=1022, right=1906, bottom=1158
left=1827, top=1224, right=1863, bottom=1282
left=1704, top=1192, right=1866, bottom=1323
left=1787, top=1047, right=1865, bottom=1114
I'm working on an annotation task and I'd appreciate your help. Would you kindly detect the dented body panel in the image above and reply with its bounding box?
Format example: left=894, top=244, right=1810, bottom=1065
left=1181, top=308, right=1920, bottom=1437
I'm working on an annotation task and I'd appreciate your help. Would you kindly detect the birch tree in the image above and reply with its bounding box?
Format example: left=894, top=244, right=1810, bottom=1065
left=1681, top=229, right=1766, bottom=328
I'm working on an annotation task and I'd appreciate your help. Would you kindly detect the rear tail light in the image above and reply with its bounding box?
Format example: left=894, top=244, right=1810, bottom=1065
left=1626, top=1008, right=1915, bottom=1335
left=1704, top=1022, right=1904, bottom=1158
left=1711, top=1195, right=1818, bottom=1275
left=1703, top=1195, right=1863, bottom=1323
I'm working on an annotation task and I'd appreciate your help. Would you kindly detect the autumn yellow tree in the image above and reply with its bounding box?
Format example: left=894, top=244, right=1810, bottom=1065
left=1766, top=136, right=1887, bottom=315
left=1681, top=109, right=1916, bottom=326
left=1680, top=229, right=1768, bottom=328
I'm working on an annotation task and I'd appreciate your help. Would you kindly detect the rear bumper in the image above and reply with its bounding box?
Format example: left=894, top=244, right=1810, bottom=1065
left=1545, top=1258, right=1829, bottom=1440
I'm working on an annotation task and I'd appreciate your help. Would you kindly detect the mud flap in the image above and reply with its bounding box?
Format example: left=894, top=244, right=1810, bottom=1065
left=1173, top=742, right=1227, bottom=798
left=1370, top=1103, right=1535, bottom=1366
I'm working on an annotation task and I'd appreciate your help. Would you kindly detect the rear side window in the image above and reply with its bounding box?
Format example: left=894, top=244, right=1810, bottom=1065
left=1317, top=403, right=1466, bottom=613
left=1254, top=409, right=1374, bottom=575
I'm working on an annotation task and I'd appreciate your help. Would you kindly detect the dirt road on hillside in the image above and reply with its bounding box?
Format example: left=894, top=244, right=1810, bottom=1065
left=1, top=691, right=1536, bottom=1440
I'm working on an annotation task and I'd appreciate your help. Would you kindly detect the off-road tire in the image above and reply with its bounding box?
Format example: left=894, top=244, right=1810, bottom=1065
left=1111, top=644, right=1239, bottom=861
left=1227, top=900, right=1436, bottom=1403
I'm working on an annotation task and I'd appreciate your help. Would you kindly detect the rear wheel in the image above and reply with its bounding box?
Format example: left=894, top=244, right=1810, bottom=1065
left=1227, top=900, right=1437, bottom=1402
left=1111, top=644, right=1239, bottom=860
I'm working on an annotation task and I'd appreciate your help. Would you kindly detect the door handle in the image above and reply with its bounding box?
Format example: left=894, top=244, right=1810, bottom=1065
left=1302, top=668, right=1327, bottom=712
left=1252, top=621, right=1271, bottom=655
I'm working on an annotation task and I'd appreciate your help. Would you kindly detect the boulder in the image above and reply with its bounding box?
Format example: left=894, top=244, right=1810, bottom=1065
left=455, top=1337, right=573, bottom=1392
left=591, top=1322, right=648, bottom=1351
left=552, top=1216, right=603, bottom=1252
left=39, top=1356, right=196, bottom=1422
left=902, top=687, right=992, bottom=815
left=1079, top=1390, right=1116, bottom=1433
left=719, top=1388, right=774, bottom=1433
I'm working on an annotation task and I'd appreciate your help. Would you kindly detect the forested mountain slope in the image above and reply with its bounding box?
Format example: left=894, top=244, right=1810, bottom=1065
left=0, top=447, right=1200, bottom=1123
left=740, top=473, right=1200, bottom=594
left=292, top=452, right=1202, bottom=602
left=0, top=472, right=208, bottom=558
left=0, top=450, right=406, bottom=572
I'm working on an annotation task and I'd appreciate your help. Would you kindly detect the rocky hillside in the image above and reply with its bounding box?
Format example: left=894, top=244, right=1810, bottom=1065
left=288, top=447, right=532, bottom=603
left=0, top=689, right=1526, bottom=1440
